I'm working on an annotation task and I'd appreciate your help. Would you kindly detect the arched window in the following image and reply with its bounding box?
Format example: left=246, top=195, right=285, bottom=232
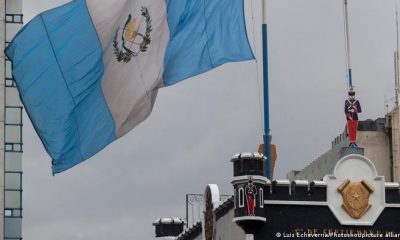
left=239, top=188, right=244, bottom=207
left=259, top=188, right=264, bottom=208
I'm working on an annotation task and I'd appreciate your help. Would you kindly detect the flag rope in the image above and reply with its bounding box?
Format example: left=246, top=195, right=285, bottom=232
left=250, top=0, right=265, bottom=134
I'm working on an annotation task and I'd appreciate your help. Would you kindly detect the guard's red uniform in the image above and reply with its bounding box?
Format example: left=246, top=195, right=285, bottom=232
left=245, top=184, right=257, bottom=216
left=345, top=99, right=362, bottom=145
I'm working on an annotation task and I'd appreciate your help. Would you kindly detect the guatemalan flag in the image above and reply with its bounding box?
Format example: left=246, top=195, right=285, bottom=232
left=6, top=0, right=254, bottom=174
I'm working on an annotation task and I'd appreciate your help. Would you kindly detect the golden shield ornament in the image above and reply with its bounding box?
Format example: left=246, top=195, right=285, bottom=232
left=338, top=179, right=374, bottom=219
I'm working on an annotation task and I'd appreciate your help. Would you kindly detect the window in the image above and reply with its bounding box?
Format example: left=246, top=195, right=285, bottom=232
left=5, top=210, right=12, bottom=217
left=4, top=209, right=21, bottom=217
left=5, top=172, right=21, bottom=190
left=5, top=191, right=21, bottom=209
left=238, top=188, right=244, bottom=208
left=259, top=188, right=264, bottom=208
left=5, top=14, right=23, bottom=24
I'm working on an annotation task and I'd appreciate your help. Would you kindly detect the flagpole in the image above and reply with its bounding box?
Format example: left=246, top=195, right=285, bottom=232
left=344, top=0, right=353, bottom=88
left=262, top=0, right=271, bottom=179
left=395, top=7, right=399, bottom=106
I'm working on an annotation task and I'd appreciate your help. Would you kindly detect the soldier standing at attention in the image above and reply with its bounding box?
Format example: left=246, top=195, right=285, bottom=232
left=345, top=88, right=362, bottom=147
left=245, top=178, right=257, bottom=216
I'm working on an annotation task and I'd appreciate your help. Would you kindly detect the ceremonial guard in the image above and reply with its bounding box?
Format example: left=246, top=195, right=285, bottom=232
left=345, top=88, right=362, bottom=147
left=245, top=178, right=257, bottom=216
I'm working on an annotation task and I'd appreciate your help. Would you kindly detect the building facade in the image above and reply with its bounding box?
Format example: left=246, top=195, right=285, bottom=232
left=2, top=1, right=23, bottom=240
left=154, top=153, right=400, bottom=240
left=288, top=117, right=397, bottom=182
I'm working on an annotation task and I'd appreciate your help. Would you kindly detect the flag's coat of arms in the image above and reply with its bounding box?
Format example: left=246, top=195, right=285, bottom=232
left=338, top=179, right=374, bottom=219
left=113, top=7, right=152, bottom=63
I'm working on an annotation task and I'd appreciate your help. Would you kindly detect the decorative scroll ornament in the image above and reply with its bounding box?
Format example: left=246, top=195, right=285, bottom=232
left=338, top=179, right=374, bottom=219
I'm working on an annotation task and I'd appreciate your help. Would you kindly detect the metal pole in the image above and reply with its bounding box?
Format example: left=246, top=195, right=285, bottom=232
left=395, top=8, right=400, bottom=183
left=262, top=0, right=271, bottom=179
left=394, top=52, right=399, bottom=106
left=185, top=194, right=188, bottom=227
left=395, top=7, right=399, bottom=106
left=344, top=0, right=353, bottom=88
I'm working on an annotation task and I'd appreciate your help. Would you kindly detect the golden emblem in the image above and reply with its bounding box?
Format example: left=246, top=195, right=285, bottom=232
left=338, top=179, right=374, bottom=219
left=124, top=18, right=138, bottom=42
left=113, top=7, right=152, bottom=63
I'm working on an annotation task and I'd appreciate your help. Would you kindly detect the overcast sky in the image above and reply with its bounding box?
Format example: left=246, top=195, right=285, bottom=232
left=21, top=0, right=399, bottom=239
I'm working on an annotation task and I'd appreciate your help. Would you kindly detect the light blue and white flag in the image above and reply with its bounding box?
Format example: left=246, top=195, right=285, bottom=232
left=5, top=0, right=254, bottom=174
